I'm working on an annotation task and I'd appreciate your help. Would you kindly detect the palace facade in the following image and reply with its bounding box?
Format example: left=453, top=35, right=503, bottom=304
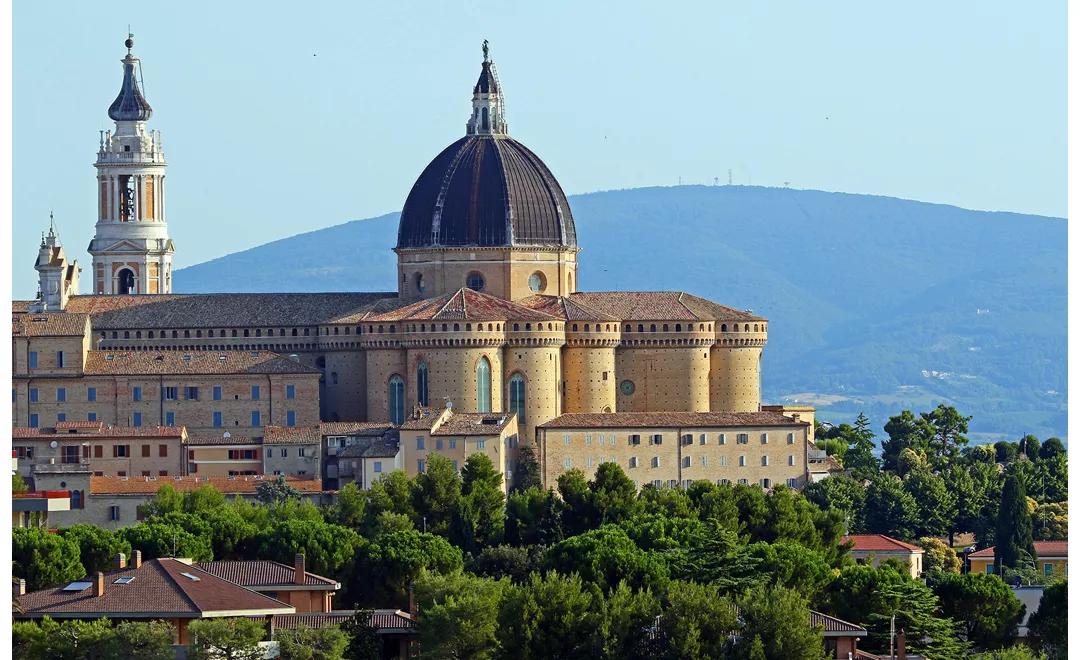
left=15, top=38, right=808, bottom=489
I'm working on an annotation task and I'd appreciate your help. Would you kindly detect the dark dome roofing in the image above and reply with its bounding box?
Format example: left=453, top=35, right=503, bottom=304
left=109, top=54, right=152, bottom=122
left=474, top=61, right=500, bottom=95
left=397, top=135, right=577, bottom=249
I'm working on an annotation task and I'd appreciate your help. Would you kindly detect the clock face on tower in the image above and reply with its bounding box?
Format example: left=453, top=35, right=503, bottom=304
left=620, top=380, right=635, bottom=395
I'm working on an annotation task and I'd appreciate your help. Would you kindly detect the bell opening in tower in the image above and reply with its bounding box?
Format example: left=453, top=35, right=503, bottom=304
left=119, top=175, right=136, bottom=222
left=117, top=269, right=135, bottom=294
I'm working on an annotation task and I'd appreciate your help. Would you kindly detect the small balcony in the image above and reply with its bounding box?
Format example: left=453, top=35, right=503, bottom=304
left=12, top=490, right=72, bottom=513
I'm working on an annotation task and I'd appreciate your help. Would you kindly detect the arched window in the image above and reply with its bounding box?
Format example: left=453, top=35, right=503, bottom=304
left=477, top=357, right=492, bottom=413
left=417, top=360, right=429, bottom=407
left=389, top=375, right=405, bottom=425
left=481, top=106, right=489, bottom=130
left=509, top=373, right=526, bottom=424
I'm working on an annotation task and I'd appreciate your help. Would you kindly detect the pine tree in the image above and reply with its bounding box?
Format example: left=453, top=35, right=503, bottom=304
left=994, top=472, right=1037, bottom=574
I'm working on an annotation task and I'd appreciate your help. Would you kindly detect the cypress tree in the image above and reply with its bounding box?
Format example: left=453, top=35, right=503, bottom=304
left=994, top=473, right=1037, bottom=574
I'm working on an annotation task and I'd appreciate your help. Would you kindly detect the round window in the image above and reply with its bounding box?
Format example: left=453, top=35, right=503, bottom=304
left=466, top=273, right=485, bottom=291
left=528, top=272, right=546, bottom=293
left=620, top=380, right=635, bottom=395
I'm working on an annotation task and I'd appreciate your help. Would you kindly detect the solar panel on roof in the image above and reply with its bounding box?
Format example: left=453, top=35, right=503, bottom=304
left=62, top=581, right=93, bottom=591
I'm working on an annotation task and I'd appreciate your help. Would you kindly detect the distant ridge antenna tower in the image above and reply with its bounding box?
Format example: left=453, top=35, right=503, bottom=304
left=727, top=169, right=732, bottom=185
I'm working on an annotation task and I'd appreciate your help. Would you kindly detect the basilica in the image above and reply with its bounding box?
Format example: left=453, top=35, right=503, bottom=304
left=16, top=38, right=816, bottom=491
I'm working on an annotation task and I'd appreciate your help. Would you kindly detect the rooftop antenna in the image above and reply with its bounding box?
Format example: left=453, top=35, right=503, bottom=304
left=728, top=169, right=732, bottom=185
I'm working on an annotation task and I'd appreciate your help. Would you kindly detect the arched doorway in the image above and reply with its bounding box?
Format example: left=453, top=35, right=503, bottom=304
left=117, top=269, right=135, bottom=295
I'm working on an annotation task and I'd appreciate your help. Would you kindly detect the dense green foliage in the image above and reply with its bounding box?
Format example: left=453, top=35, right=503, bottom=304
left=187, top=617, right=266, bottom=660
left=12, top=527, right=84, bottom=591
left=276, top=623, right=349, bottom=660
left=1027, top=580, right=1067, bottom=660
left=13, top=617, right=175, bottom=660
left=933, top=573, right=1025, bottom=650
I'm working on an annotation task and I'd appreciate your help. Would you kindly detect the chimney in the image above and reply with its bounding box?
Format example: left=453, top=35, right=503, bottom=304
left=115, top=553, right=127, bottom=570
left=93, top=571, right=105, bottom=597
left=897, top=628, right=906, bottom=660
left=294, top=553, right=305, bottom=585
left=132, top=550, right=142, bottom=569
left=14, top=579, right=25, bottom=597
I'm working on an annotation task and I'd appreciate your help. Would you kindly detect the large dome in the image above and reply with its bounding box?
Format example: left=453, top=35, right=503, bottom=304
left=396, top=134, right=577, bottom=250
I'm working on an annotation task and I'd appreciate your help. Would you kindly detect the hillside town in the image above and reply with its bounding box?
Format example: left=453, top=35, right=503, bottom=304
left=10, top=28, right=1067, bottom=660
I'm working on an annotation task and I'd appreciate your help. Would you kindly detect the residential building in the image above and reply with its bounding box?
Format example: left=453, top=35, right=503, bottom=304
left=185, top=436, right=263, bottom=477
left=12, top=312, right=321, bottom=437
left=259, top=610, right=417, bottom=659
left=29, top=471, right=330, bottom=530
left=536, top=411, right=811, bottom=491
left=13, top=552, right=293, bottom=645
left=263, top=426, right=322, bottom=477
left=12, top=489, right=71, bottom=528
left=198, top=554, right=340, bottom=613
left=842, top=535, right=925, bottom=578
left=968, top=541, right=1068, bottom=579
left=321, top=422, right=398, bottom=489
left=399, top=406, right=519, bottom=491
left=14, top=423, right=186, bottom=482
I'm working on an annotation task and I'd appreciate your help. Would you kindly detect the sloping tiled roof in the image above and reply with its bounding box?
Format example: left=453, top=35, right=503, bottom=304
left=12, top=313, right=90, bottom=337
left=83, top=350, right=321, bottom=375
left=517, top=295, right=619, bottom=322
left=185, top=436, right=263, bottom=446
left=432, top=412, right=515, bottom=436
left=969, top=541, right=1068, bottom=558
left=810, top=611, right=867, bottom=636
left=263, top=426, right=322, bottom=445
left=90, top=475, right=323, bottom=495
left=538, top=411, right=806, bottom=429
left=338, top=437, right=401, bottom=459
left=369, top=288, right=556, bottom=322
left=196, top=561, right=338, bottom=588
left=319, top=422, right=397, bottom=437
left=566, top=292, right=765, bottom=322
left=65, top=293, right=397, bottom=329
left=14, top=425, right=184, bottom=439
left=842, top=535, right=923, bottom=553
left=16, top=559, right=293, bottom=617
left=12, top=301, right=33, bottom=313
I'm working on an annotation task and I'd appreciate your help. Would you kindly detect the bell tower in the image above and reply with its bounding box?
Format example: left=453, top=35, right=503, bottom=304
left=88, top=34, right=174, bottom=295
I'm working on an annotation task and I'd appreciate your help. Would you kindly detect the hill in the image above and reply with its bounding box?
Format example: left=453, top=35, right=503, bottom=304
left=174, top=186, right=1067, bottom=440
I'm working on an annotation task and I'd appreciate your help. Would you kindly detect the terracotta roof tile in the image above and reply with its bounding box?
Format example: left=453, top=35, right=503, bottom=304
left=968, top=541, right=1068, bottom=558
left=14, top=425, right=185, bottom=439
left=319, top=422, right=397, bottom=437
left=538, top=411, right=807, bottom=429
left=338, top=437, right=401, bottom=459
left=517, top=295, right=619, bottom=322
left=810, top=611, right=867, bottom=635
left=196, top=561, right=338, bottom=588
left=370, top=288, right=556, bottom=323
left=12, top=313, right=90, bottom=337
left=16, top=559, right=293, bottom=617
left=563, top=292, right=764, bottom=322
left=263, top=426, right=322, bottom=445
left=248, top=610, right=416, bottom=631
left=842, top=535, right=924, bottom=553
left=184, top=436, right=263, bottom=446
left=83, top=350, right=320, bottom=376
left=65, top=293, right=397, bottom=329
left=90, top=475, right=322, bottom=495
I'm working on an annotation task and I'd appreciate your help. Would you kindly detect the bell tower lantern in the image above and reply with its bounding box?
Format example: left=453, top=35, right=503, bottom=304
left=88, top=34, right=175, bottom=295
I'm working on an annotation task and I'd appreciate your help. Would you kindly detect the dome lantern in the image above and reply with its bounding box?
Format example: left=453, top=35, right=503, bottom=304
left=466, top=40, right=507, bottom=136
left=108, top=33, right=153, bottom=122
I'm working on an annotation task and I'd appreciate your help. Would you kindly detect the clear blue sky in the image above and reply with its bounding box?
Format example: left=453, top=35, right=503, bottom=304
left=12, top=1, right=1066, bottom=298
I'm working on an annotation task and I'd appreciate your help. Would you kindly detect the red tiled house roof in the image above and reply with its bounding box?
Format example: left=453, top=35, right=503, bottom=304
left=14, top=425, right=185, bottom=439
left=842, top=535, right=923, bottom=553
left=969, top=541, right=1068, bottom=558
left=247, top=610, right=417, bottom=632
left=263, top=426, right=322, bottom=445
left=197, top=561, right=339, bottom=588
left=560, top=291, right=765, bottom=322
left=16, top=558, right=294, bottom=618
left=538, top=411, right=807, bottom=429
